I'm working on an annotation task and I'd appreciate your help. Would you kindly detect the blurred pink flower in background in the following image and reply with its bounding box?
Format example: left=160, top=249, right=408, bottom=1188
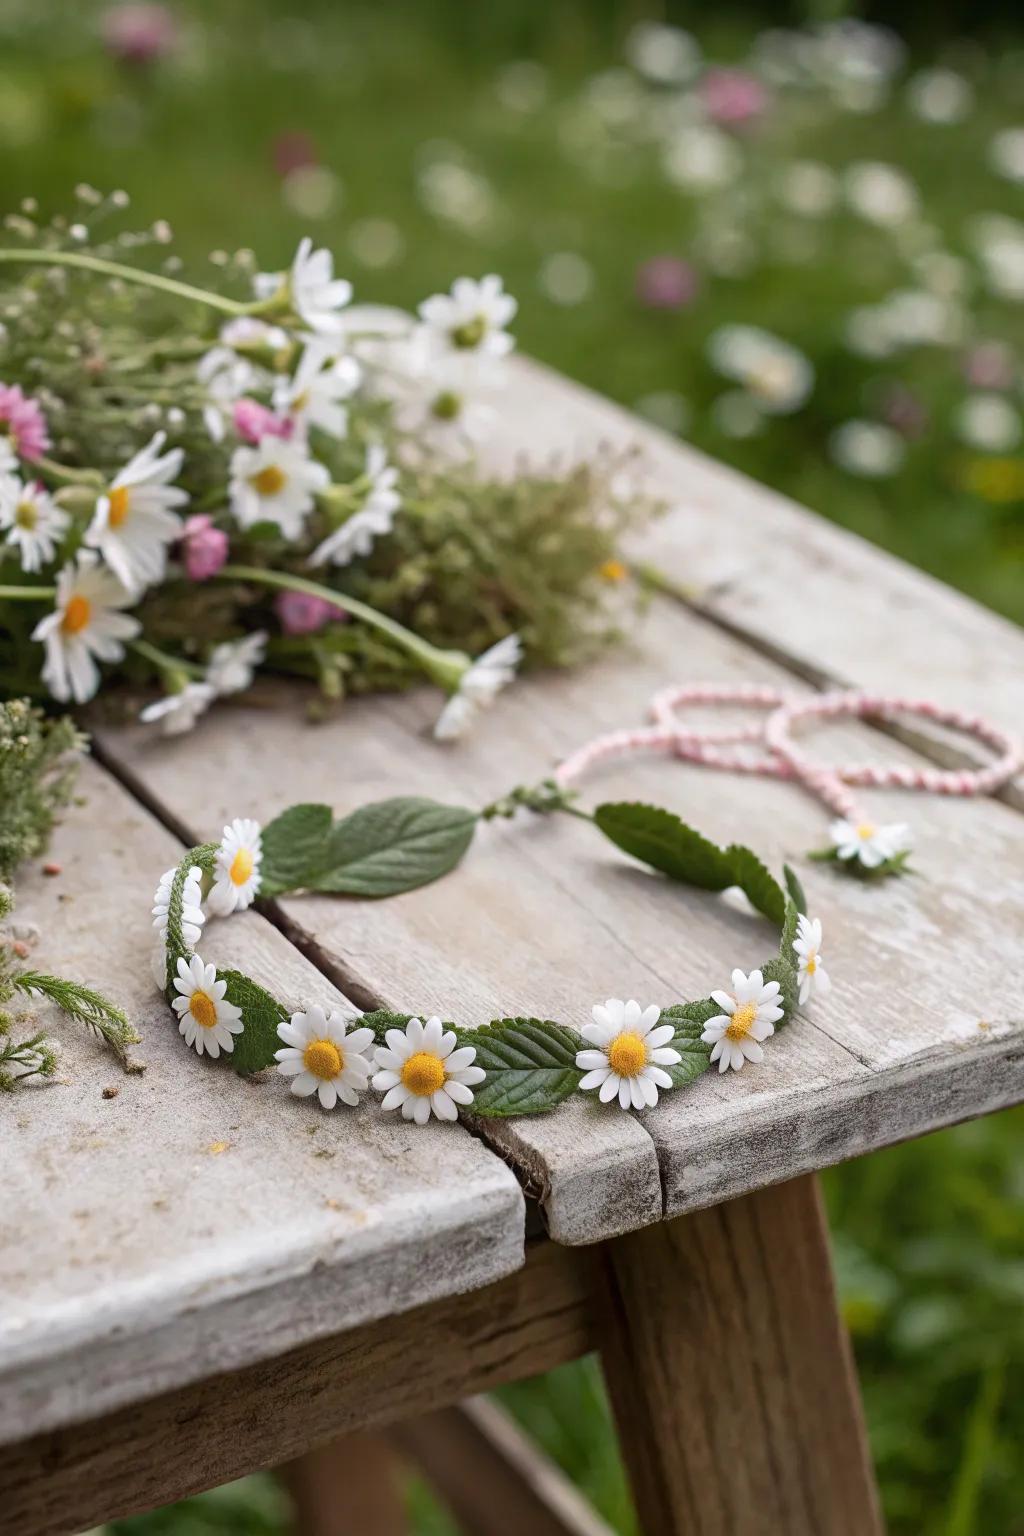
left=699, top=68, right=769, bottom=127
left=232, top=398, right=293, bottom=444
left=101, top=3, right=178, bottom=64
left=962, top=342, right=1016, bottom=391
left=881, top=384, right=929, bottom=439
left=272, top=132, right=319, bottom=180
left=274, top=590, right=348, bottom=635
left=180, top=514, right=228, bottom=582
left=0, top=383, right=51, bottom=461
left=635, top=255, right=699, bottom=310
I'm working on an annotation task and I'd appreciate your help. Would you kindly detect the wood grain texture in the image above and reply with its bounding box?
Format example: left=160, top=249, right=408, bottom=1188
left=0, top=759, right=524, bottom=1444
left=394, top=1397, right=617, bottom=1536
left=497, top=356, right=1024, bottom=805
left=98, top=591, right=1024, bottom=1234
left=0, top=1238, right=592, bottom=1536
left=595, top=1176, right=882, bottom=1536
left=278, top=1434, right=406, bottom=1536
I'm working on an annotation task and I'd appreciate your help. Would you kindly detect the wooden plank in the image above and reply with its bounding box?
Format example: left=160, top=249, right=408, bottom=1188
left=278, top=1434, right=406, bottom=1536
left=98, top=589, right=1024, bottom=1227
left=394, top=1397, right=617, bottom=1536
left=497, top=357, right=1024, bottom=801
left=0, top=1238, right=592, bottom=1536
left=595, top=1177, right=882, bottom=1536
left=0, top=758, right=525, bottom=1443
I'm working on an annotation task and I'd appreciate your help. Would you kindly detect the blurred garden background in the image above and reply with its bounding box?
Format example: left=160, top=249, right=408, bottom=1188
left=2, top=1, right=1021, bottom=1531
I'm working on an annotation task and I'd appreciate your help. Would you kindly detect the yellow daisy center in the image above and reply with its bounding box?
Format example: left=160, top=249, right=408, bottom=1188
left=856, top=822, right=877, bottom=840
left=805, top=955, right=817, bottom=974
left=251, top=465, right=287, bottom=497
left=725, top=1001, right=758, bottom=1041
left=107, top=484, right=131, bottom=527
left=303, top=1039, right=343, bottom=1080
left=61, top=594, right=91, bottom=634
left=229, top=848, right=254, bottom=886
left=600, top=558, right=628, bottom=583
left=452, top=315, right=487, bottom=349
left=607, top=1031, right=647, bottom=1078
left=401, top=1050, right=446, bottom=1097
left=15, top=499, right=37, bottom=530
left=189, top=991, right=218, bottom=1030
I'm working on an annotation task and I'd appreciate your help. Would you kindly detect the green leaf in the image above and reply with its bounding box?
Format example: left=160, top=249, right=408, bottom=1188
left=783, top=863, right=808, bottom=915
left=661, top=1001, right=714, bottom=1087
left=594, top=802, right=734, bottom=890
left=360, top=1008, right=418, bottom=1045
left=220, top=969, right=290, bottom=1074
left=780, top=895, right=800, bottom=957
left=459, top=1017, right=582, bottom=1117
left=260, top=803, right=333, bottom=896
left=759, top=955, right=798, bottom=1023
left=726, top=843, right=786, bottom=926
left=315, top=797, right=478, bottom=897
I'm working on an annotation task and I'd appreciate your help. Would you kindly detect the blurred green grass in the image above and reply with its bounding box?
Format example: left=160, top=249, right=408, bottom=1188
left=5, top=4, right=1022, bottom=1533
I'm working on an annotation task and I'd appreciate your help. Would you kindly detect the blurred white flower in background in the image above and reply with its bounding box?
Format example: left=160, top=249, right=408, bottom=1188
left=843, top=161, right=919, bottom=227
left=538, top=251, right=594, bottom=306
left=905, top=69, right=973, bottom=125
left=707, top=325, right=814, bottom=414
left=493, top=60, right=549, bottom=115
left=970, top=214, right=1024, bottom=301
left=776, top=160, right=839, bottom=218
left=663, top=125, right=743, bottom=191
left=711, top=390, right=765, bottom=439
left=625, top=21, right=702, bottom=88
left=989, top=128, right=1024, bottom=185
left=347, top=218, right=405, bottom=270
left=829, top=420, right=906, bottom=477
left=954, top=394, right=1022, bottom=452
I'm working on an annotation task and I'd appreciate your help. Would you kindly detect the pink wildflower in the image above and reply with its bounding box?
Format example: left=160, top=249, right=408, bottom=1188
left=101, top=3, right=178, bottom=64
left=635, top=256, right=699, bottom=311
left=274, top=590, right=348, bottom=636
left=180, top=514, right=228, bottom=582
left=0, top=383, right=51, bottom=462
left=699, top=68, right=769, bottom=128
left=232, top=398, right=293, bottom=445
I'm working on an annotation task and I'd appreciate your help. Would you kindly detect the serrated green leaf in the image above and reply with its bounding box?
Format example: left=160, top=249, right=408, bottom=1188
left=780, top=895, right=800, bottom=957
left=315, top=797, right=477, bottom=897
left=594, top=802, right=734, bottom=890
left=459, top=1017, right=582, bottom=1116
left=661, top=1001, right=714, bottom=1086
left=360, top=1008, right=419, bottom=1044
left=759, top=955, right=798, bottom=1024
left=220, top=969, right=290, bottom=1073
left=726, top=843, right=786, bottom=926
left=783, top=863, right=808, bottom=915
left=260, top=803, right=333, bottom=895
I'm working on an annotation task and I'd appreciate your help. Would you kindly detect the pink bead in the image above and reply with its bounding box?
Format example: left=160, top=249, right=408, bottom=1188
left=181, top=514, right=228, bottom=582
left=274, top=590, right=348, bottom=636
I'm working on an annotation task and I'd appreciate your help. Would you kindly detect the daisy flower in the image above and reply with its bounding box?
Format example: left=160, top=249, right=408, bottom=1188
left=389, top=338, right=499, bottom=448
left=31, top=551, right=140, bottom=704
left=0, top=476, right=69, bottom=572
left=274, top=341, right=361, bottom=440
left=372, top=1016, right=485, bottom=1125
left=418, top=275, right=517, bottom=358
left=707, top=326, right=814, bottom=415
left=0, top=382, right=51, bottom=462
left=206, top=817, right=262, bottom=916
left=310, top=443, right=400, bottom=567
left=434, top=634, right=522, bottom=742
left=829, top=818, right=911, bottom=868
left=275, top=1005, right=375, bottom=1109
left=701, top=969, right=784, bottom=1073
left=205, top=631, right=267, bottom=695
left=171, top=954, right=244, bottom=1057
left=152, top=863, right=205, bottom=948
left=793, top=914, right=830, bottom=1005
left=139, top=681, right=216, bottom=736
left=85, top=432, right=188, bottom=594
left=257, top=238, right=353, bottom=338
left=576, top=999, right=681, bottom=1110
left=196, top=346, right=265, bottom=442
left=228, top=435, right=330, bottom=539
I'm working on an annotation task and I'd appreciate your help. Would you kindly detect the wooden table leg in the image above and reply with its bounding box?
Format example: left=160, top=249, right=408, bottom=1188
left=594, top=1173, right=882, bottom=1536
left=278, top=1431, right=407, bottom=1536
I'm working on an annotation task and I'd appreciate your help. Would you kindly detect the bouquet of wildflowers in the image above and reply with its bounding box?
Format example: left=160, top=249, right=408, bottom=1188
left=0, top=195, right=643, bottom=737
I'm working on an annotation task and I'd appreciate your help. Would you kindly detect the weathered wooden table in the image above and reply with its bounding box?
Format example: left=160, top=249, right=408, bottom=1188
left=4, top=359, right=1023, bottom=1536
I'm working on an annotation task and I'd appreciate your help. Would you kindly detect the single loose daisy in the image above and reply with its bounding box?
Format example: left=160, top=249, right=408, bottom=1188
left=152, top=863, right=205, bottom=948
left=256, top=238, right=353, bottom=338
left=434, top=634, right=522, bottom=741
left=576, top=999, right=681, bottom=1110
left=309, top=443, right=400, bottom=567
left=0, top=382, right=51, bottom=462
left=701, top=968, right=784, bottom=1073
left=85, top=432, right=188, bottom=594
left=31, top=551, right=140, bottom=704
left=139, top=681, right=216, bottom=736
left=275, top=1005, right=375, bottom=1109
left=171, top=954, right=244, bottom=1057
left=829, top=818, right=911, bottom=868
left=419, top=275, right=517, bottom=358
left=274, top=341, right=361, bottom=440
left=793, top=914, right=831, bottom=1004
left=205, top=631, right=267, bottom=695
left=228, top=435, right=330, bottom=539
left=0, top=476, right=69, bottom=572
left=372, top=1016, right=485, bottom=1125
left=206, top=817, right=263, bottom=916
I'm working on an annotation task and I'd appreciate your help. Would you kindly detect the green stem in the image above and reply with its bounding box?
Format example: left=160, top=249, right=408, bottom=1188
left=218, top=565, right=468, bottom=688
left=130, top=637, right=203, bottom=679
left=0, top=248, right=253, bottom=317
left=35, top=455, right=104, bottom=489
left=0, top=584, right=55, bottom=601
